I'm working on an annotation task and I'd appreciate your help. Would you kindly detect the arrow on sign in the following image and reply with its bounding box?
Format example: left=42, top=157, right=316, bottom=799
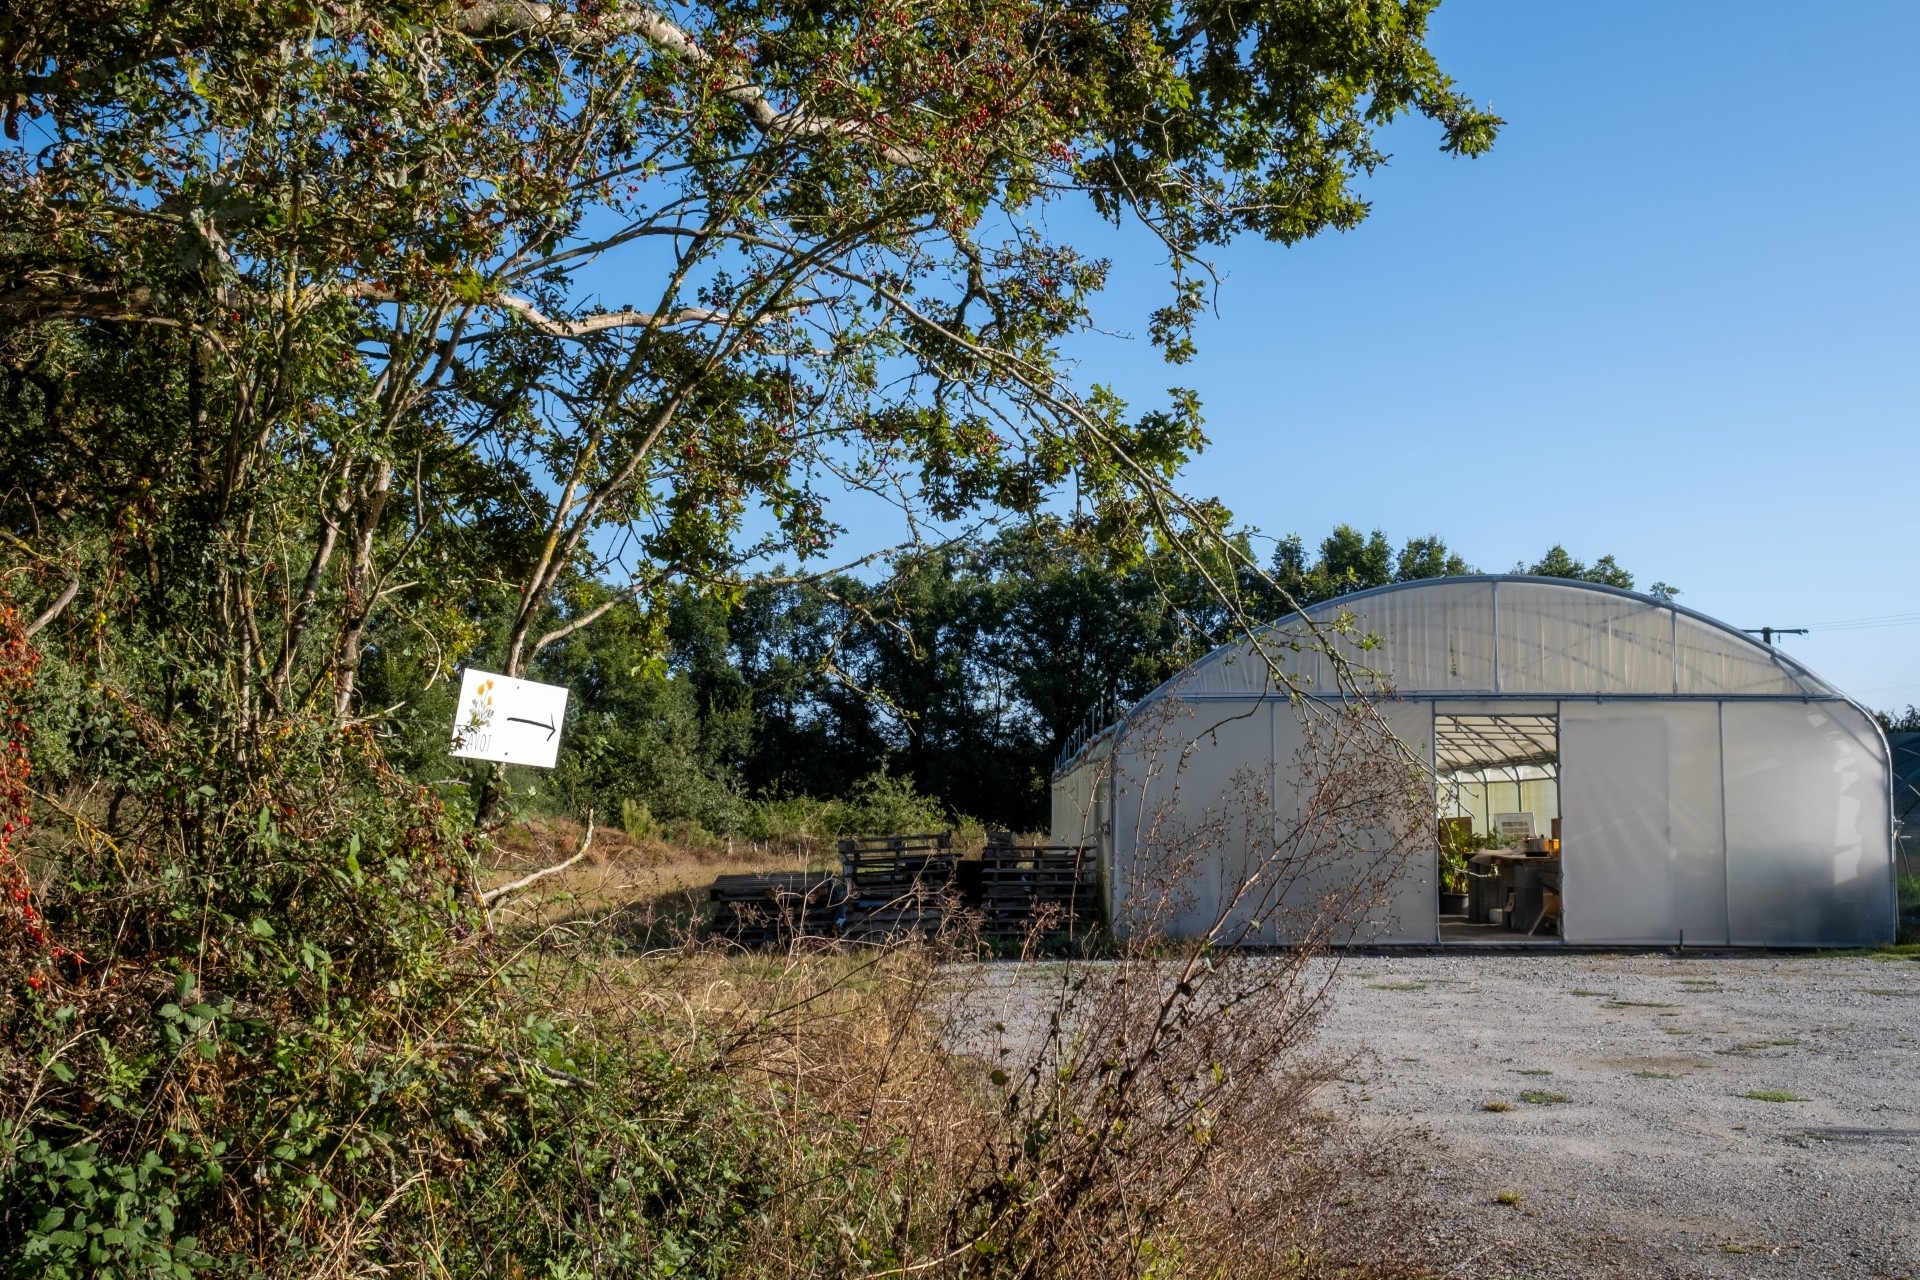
left=507, top=714, right=557, bottom=740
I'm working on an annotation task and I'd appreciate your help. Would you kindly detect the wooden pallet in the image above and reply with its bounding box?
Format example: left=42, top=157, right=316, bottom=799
left=709, top=872, right=844, bottom=946
left=840, top=832, right=957, bottom=942
left=978, top=832, right=1098, bottom=943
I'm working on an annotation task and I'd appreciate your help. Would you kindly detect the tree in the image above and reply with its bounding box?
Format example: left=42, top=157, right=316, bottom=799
left=3, top=0, right=1500, bottom=740
left=1, top=4, right=1503, bottom=1268
left=1518, top=545, right=1638, bottom=590
left=1270, top=524, right=1473, bottom=604
left=1877, top=706, right=1920, bottom=735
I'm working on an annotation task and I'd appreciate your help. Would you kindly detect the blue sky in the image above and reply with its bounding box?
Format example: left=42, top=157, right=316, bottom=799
left=1050, top=0, right=1920, bottom=713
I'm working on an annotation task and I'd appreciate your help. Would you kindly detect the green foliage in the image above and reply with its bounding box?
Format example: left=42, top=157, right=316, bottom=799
left=3, top=1135, right=209, bottom=1280
left=1437, top=821, right=1506, bottom=894
left=1516, top=545, right=1639, bottom=590
left=1271, top=525, right=1472, bottom=603
left=1878, top=706, right=1920, bottom=733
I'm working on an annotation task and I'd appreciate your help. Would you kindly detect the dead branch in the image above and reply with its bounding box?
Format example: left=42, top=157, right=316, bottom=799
left=480, top=811, right=595, bottom=907
left=24, top=576, right=79, bottom=637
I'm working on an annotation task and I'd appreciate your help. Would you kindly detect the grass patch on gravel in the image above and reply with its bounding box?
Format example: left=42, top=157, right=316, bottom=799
left=1743, top=1090, right=1809, bottom=1103
left=1368, top=981, right=1428, bottom=991
left=1481, top=1100, right=1514, bottom=1112
left=1632, top=1070, right=1684, bottom=1079
left=1718, top=1038, right=1800, bottom=1054
left=1519, top=1090, right=1570, bottom=1105
left=1495, top=1189, right=1524, bottom=1206
left=1605, top=999, right=1677, bottom=1008
left=1569, top=989, right=1613, bottom=997
left=1513, top=1068, right=1552, bottom=1076
left=1857, top=988, right=1919, bottom=997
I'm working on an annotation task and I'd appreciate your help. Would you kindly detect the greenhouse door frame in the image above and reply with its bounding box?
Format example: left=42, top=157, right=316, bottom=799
left=1429, top=701, right=1566, bottom=946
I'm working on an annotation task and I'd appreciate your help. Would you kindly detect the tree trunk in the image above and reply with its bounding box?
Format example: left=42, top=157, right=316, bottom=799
left=332, top=459, right=392, bottom=723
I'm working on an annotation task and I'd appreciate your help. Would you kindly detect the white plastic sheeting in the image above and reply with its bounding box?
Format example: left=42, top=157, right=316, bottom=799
left=1558, top=703, right=1731, bottom=944
left=1156, top=577, right=1835, bottom=701
left=1053, top=577, right=1896, bottom=948
left=1723, top=701, right=1893, bottom=946
left=1099, top=697, right=1434, bottom=945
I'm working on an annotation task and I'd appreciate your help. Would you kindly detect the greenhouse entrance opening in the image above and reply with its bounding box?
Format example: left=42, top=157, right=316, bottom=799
left=1435, top=714, right=1563, bottom=943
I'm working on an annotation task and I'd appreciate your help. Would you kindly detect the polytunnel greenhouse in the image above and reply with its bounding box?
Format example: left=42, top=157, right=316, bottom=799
left=1050, top=576, right=1897, bottom=948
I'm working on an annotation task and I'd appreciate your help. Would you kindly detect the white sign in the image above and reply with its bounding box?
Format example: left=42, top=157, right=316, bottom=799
left=449, top=668, right=570, bottom=769
left=1493, top=811, right=1537, bottom=840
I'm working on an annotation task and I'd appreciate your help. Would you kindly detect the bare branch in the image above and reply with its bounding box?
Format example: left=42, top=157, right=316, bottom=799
left=481, top=812, right=596, bottom=907
left=338, top=280, right=736, bottom=338
left=528, top=580, right=658, bottom=659
left=24, top=576, right=80, bottom=637
left=454, top=1, right=929, bottom=165
left=490, top=292, right=735, bottom=336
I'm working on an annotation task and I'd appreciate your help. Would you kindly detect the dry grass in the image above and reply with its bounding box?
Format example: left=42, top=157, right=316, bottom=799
left=471, top=693, right=1447, bottom=1277
left=480, top=817, right=824, bottom=943
left=510, top=935, right=1442, bottom=1279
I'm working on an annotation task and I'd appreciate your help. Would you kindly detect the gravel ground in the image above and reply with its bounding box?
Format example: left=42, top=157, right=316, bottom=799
left=1318, top=951, right=1920, bottom=1280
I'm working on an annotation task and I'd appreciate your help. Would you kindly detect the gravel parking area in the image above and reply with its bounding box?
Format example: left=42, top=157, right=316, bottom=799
left=1319, top=952, right=1920, bottom=1279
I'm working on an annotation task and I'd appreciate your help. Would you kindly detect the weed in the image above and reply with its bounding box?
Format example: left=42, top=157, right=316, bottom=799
left=1519, top=1090, right=1570, bottom=1105
left=1744, top=1090, right=1809, bottom=1103
left=1495, top=1189, right=1523, bottom=1206
left=1513, top=1068, right=1552, bottom=1076
left=1724, top=1242, right=1749, bottom=1254
left=1570, top=989, right=1613, bottom=997
left=1720, top=1037, right=1801, bottom=1054
left=1369, top=981, right=1428, bottom=991
left=1481, top=1101, right=1514, bottom=1113
left=1632, top=1071, right=1684, bottom=1080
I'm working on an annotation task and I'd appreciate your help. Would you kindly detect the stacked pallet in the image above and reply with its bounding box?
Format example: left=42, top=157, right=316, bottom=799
left=979, top=832, right=1098, bottom=944
left=709, top=872, right=844, bottom=946
left=839, top=832, right=957, bottom=942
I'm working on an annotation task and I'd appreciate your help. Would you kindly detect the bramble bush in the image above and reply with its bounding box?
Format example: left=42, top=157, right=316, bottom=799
left=0, top=599, right=854, bottom=1276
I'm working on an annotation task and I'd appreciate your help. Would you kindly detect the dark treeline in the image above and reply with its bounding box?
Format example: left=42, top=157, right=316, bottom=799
left=485, top=526, right=1661, bottom=835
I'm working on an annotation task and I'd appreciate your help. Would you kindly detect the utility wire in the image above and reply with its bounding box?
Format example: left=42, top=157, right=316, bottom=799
left=1799, top=610, right=1920, bottom=633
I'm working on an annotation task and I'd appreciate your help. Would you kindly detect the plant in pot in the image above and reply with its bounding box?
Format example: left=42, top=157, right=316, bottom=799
left=1438, top=820, right=1478, bottom=916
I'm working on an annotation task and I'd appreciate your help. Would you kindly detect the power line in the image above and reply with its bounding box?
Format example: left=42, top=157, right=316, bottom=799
left=1800, top=610, right=1920, bottom=633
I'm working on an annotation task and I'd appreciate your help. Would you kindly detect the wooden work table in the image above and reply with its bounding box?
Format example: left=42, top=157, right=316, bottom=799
left=1467, top=851, right=1562, bottom=934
